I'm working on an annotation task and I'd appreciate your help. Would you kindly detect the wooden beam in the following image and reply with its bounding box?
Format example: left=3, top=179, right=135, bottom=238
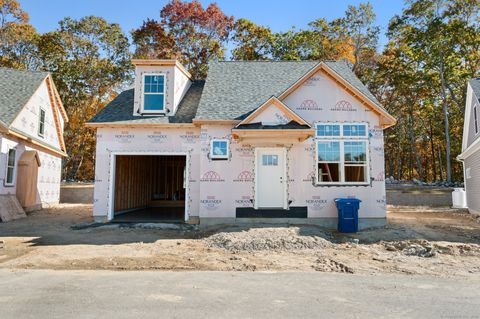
left=6, top=130, right=67, bottom=158
left=45, top=76, right=67, bottom=152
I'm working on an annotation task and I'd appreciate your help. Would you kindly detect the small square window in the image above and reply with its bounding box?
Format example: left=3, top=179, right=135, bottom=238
left=262, top=155, right=278, bottom=166
left=210, top=139, right=229, bottom=159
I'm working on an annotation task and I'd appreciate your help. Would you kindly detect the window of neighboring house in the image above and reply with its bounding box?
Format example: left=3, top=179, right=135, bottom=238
left=5, top=148, right=16, bottom=186
left=210, top=139, right=229, bottom=159
left=474, top=104, right=478, bottom=135
left=142, top=74, right=165, bottom=113
left=38, top=107, right=46, bottom=137
left=315, top=122, right=369, bottom=184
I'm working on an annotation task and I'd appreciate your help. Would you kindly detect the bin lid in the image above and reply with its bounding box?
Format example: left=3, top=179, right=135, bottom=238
left=334, top=198, right=362, bottom=203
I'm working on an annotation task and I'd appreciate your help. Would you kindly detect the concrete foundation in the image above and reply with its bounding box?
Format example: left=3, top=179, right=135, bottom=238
left=60, top=183, right=94, bottom=204
left=198, top=217, right=386, bottom=231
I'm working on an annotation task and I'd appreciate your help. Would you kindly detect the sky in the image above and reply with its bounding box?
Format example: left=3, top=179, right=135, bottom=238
left=19, top=0, right=405, bottom=50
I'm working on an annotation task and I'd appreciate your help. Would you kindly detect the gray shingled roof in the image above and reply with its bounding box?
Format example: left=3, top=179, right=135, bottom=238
left=195, top=61, right=317, bottom=120
left=88, top=81, right=205, bottom=124
left=0, top=68, right=49, bottom=127
left=470, top=79, right=480, bottom=102
left=195, top=60, right=386, bottom=121
left=89, top=60, right=387, bottom=125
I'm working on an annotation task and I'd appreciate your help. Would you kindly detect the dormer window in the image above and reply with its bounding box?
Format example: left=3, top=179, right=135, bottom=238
left=142, top=74, right=165, bottom=113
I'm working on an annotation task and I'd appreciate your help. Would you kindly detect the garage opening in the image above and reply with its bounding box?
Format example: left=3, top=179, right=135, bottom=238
left=112, top=155, right=186, bottom=222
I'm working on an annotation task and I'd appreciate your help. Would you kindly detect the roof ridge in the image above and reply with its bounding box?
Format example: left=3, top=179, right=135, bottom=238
left=0, top=67, right=49, bottom=76
left=212, top=60, right=319, bottom=63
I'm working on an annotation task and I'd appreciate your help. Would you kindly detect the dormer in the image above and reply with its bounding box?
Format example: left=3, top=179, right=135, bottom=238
left=132, top=59, right=192, bottom=116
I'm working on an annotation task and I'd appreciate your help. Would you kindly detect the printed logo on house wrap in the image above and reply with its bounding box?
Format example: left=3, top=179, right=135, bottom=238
left=235, top=196, right=253, bottom=207
left=373, top=146, right=384, bottom=154
left=377, top=196, right=387, bottom=209
left=306, top=196, right=328, bottom=211
left=180, top=131, right=200, bottom=144
left=297, top=99, right=323, bottom=111
left=303, top=170, right=315, bottom=182
left=200, top=171, right=225, bottom=182
left=304, top=76, right=321, bottom=87
left=369, top=126, right=383, bottom=139
left=115, top=131, right=135, bottom=143
left=148, top=131, right=168, bottom=144
left=234, top=170, right=253, bottom=182
left=330, top=100, right=356, bottom=112
left=304, top=144, right=316, bottom=156
left=274, top=112, right=290, bottom=124
left=234, top=146, right=254, bottom=157
left=201, top=196, right=222, bottom=210
left=374, top=171, right=385, bottom=182
left=200, top=129, right=208, bottom=141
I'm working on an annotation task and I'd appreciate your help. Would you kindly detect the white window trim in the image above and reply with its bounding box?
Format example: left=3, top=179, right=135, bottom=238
left=38, top=107, right=46, bottom=138
left=315, top=122, right=342, bottom=138
left=342, top=122, right=368, bottom=138
left=315, top=123, right=370, bottom=186
left=4, top=147, right=17, bottom=187
left=315, top=122, right=368, bottom=139
left=210, top=139, right=230, bottom=159
left=141, top=73, right=166, bottom=114
left=474, top=103, right=478, bottom=135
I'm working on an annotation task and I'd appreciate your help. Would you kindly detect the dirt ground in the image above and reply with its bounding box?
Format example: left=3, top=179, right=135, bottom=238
left=1, top=204, right=480, bottom=277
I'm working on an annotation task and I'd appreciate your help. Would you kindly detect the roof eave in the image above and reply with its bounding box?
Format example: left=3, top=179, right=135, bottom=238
left=85, top=122, right=197, bottom=128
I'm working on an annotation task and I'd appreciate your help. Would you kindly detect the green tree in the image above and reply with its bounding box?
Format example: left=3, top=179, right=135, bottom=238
left=231, top=18, right=273, bottom=60
left=0, top=0, right=38, bottom=69
left=332, top=2, right=380, bottom=75
left=37, top=16, right=132, bottom=180
left=131, top=18, right=177, bottom=60
left=375, top=0, right=480, bottom=183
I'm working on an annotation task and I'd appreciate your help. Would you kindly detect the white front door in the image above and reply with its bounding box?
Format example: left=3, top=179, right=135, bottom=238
left=255, top=148, right=286, bottom=209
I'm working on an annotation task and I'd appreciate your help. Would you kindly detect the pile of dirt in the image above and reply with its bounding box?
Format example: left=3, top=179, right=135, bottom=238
left=313, top=257, right=354, bottom=273
left=383, top=240, right=480, bottom=257
left=204, top=227, right=334, bottom=252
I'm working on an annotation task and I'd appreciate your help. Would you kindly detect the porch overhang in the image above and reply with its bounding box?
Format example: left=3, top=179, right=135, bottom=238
left=232, top=128, right=314, bottom=145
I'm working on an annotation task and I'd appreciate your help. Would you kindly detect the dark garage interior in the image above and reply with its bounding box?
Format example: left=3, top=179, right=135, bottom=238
left=113, top=155, right=186, bottom=222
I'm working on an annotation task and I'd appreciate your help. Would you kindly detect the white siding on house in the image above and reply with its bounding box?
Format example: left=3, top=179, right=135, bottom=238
left=0, top=136, right=62, bottom=204
left=466, top=85, right=480, bottom=149
left=10, top=80, right=62, bottom=151
left=464, top=148, right=480, bottom=215
left=0, top=79, right=63, bottom=206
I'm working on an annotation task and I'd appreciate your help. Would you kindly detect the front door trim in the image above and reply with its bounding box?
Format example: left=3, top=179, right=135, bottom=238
left=254, top=147, right=288, bottom=209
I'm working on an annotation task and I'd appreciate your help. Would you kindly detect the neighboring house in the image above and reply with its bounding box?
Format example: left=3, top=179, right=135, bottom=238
left=458, top=78, right=480, bottom=215
left=0, top=68, right=68, bottom=213
left=87, top=59, right=396, bottom=227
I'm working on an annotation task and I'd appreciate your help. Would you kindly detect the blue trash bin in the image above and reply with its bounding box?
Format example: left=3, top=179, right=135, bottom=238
left=334, top=198, right=361, bottom=233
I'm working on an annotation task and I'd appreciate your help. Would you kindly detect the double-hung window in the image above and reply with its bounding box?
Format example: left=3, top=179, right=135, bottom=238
left=142, top=74, right=165, bottom=113
left=210, top=139, right=229, bottom=160
left=5, top=148, right=16, bottom=186
left=38, top=107, right=46, bottom=137
left=316, top=123, right=369, bottom=185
